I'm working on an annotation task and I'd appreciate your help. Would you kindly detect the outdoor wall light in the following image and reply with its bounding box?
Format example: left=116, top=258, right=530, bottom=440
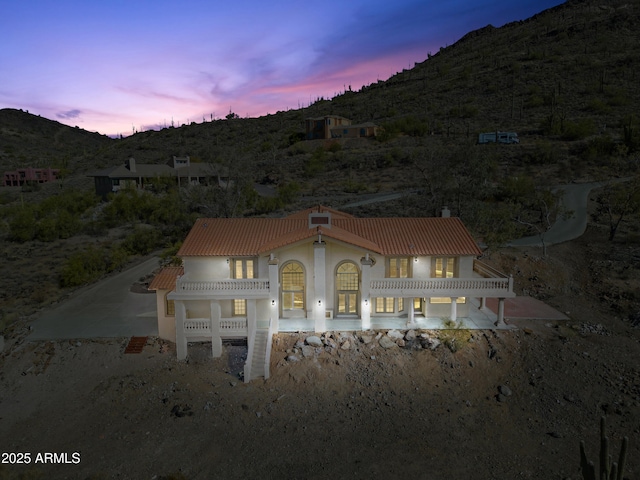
left=271, top=299, right=276, bottom=306
left=364, top=298, right=369, bottom=306
left=226, top=258, right=230, bottom=264
left=414, top=256, right=418, bottom=263
left=318, top=299, right=322, bottom=307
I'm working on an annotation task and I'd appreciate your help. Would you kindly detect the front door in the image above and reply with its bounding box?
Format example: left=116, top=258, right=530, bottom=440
left=336, top=261, right=359, bottom=316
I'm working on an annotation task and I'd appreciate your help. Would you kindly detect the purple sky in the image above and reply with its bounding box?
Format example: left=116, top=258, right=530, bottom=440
left=1, top=0, right=564, bottom=137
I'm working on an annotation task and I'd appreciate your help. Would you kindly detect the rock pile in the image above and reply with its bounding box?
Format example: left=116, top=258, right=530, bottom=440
left=282, top=329, right=444, bottom=363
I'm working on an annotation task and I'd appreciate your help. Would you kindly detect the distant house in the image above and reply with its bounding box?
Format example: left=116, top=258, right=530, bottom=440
left=3, top=167, right=59, bottom=187
left=305, top=116, right=378, bottom=140
left=149, top=205, right=515, bottom=382
left=88, top=156, right=228, bottom=198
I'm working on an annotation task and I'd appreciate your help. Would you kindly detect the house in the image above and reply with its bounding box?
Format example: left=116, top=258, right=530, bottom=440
left=305, top=116, right=379, bottom=140
left=150, top=206, right=515, bottom=382
left=3, top=167, right=59, bottom=187
left=88, top=156, right=227, bottom=198
left=478, top=132, right=519, bottom=144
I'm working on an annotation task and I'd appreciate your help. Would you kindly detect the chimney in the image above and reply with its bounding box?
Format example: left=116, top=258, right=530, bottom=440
left=441, top=206, right=450, bottom=218
left=127, top=158, right=136, bottom=172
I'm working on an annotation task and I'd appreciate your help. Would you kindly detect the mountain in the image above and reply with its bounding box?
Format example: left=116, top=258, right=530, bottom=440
left=1, top=0, right=639, bottom=182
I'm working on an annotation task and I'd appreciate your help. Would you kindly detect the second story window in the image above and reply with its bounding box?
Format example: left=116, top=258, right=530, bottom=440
left=388, top=257, right=409, bottom=278
left=232, top=258, right=256, bottom=279
left=433, top=257, right=456, bottom=278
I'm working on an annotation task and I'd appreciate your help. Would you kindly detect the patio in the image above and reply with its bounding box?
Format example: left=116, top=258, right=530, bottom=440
left=270, top=298, right=515, bottom=333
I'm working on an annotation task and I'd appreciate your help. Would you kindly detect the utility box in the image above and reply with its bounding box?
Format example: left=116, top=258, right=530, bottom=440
left=478, top=132, right=519, bottom=144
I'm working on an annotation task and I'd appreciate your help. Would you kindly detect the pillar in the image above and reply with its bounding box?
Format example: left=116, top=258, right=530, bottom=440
left=360, top=255, right=373, bottom=330
left=407, top=298, right=415, bottom=327
left=313, top=241, right=326, bottom=333
left=450, top=297, right=458, bottom=321
left=268, top=255, right=279, bottom=331
left=175, top=301, right=187, bottom=360
left=210, top=301, right=222, bottom=357
left=495, top=298, right=505, bottom=327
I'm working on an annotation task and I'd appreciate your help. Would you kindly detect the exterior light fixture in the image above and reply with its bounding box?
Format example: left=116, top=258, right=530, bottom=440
left=318, top=299, right=322, bottom=307
left=364, top=298, right=369, bottom=306
left=414, top=256, right=418, bottom=263
left=271, top=299, right=276, bottom=306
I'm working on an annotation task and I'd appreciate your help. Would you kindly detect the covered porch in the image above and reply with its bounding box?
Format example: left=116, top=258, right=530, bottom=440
left=271, top=297, right=514, bottom=332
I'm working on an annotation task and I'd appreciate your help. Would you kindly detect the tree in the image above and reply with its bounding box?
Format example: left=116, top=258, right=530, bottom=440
left=514, top=185, right=571, bottom=256
left=595, top=176, right=640, bottom=241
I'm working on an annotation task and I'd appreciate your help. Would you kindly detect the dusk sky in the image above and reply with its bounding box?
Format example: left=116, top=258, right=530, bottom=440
left=2, top=0, right=564, bottom=137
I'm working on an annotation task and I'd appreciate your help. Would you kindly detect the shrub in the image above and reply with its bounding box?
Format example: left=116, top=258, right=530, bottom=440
left=60, top=246, right=109, bottom=287
left=438, top=317, right=472, bottom=353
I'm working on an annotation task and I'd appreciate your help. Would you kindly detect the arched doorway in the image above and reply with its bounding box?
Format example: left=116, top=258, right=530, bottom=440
left=336, top=261, right=359, bottom=316
left=281, top=261, right=305, bottom=318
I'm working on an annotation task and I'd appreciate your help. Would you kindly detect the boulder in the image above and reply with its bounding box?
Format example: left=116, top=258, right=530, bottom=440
left=387, top=329, right=404, bottom=340
left=340, top=340, right=351, bottom=350
left=360, top=334, right=374, bottom=344
left=379, top=336, right=397, bottom=349
left=305, top=335, right=323, bottom=347
left=498, top=385, right=513, bottom=397
left=404, top=330, right=417, bottom=341
left=301, top=345, right=315, bottom=358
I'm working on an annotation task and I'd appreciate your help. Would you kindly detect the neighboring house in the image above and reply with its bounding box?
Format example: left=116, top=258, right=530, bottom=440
left=150, top=206, right=515, bottom=382
left=305, top=116, right=379, bottom=140
left=3, top=167, right=59, bottom=187
left=88, top=156, right=227, bottom=198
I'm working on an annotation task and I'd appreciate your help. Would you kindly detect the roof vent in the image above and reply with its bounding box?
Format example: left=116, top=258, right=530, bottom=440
left=309, top=212, right=331, bottom=229
left=441, top=206, right=450, bottom=218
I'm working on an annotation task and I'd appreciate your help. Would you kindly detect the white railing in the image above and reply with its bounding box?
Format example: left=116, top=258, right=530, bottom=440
left=176, top=278, right=269, bottom=292
left=264, top=318, right=274, bottom=380
left=220, top=318, right=248, bottom=332
left=184, top=318, right=211, bottom=333
left=183, top=318, right=247, bottom=336
left=473, top=259, right=509, bottom=278
left=369, top=277, right=513, bottom=296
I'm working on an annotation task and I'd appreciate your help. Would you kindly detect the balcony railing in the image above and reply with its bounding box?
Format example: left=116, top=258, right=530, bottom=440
left=369, top=277, right=513, bottom=298
left=175, top=278, right=270, bottom=298
left=183, top=317, right=248, bottom=337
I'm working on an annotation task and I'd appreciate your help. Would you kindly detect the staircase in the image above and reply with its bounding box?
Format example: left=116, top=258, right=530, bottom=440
left=244, top=328, right=270, bottom=382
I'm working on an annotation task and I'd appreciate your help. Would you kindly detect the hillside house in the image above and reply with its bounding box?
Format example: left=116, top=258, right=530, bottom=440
left=88, top=156, right=227, bottom=198
left=3, top=167, right=59, bottom=187
left=305, top=116, right=379, bottom=140
left=150, top=206, right=515, bottom=382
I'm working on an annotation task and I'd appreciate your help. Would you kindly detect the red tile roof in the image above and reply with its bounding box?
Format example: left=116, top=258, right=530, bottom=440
left=148, top=266, right=184, bottom=291
left=177, top=207, right=481, bottom=257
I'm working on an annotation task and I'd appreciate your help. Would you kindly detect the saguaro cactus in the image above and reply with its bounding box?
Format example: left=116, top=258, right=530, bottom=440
left=579, top=416, right=628, bottom=480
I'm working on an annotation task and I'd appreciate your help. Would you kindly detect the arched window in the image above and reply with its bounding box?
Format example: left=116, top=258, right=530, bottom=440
left=281, top=261, right=305, bottom=316
left=336, top=261, right=359, bottom=315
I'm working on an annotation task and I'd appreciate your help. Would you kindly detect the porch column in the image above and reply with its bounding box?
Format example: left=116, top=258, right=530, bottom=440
left=268, top=255, right=279, bottom=332
left=175, top=301, right=187, bottom=360
left=495, top=298, right=505, bottom=327
left=407, top=298, right=415, bottom=327
left=210, top=301, right=222, bottom=357
left=247, top=298, right=257, bottom=358
left=450, top=297, right=458, bottom=321
left=360, top=255, right=373, bottom=330
left=313, top=241, right=326, bottom=333
left=479, top=297, right=486, bottom=309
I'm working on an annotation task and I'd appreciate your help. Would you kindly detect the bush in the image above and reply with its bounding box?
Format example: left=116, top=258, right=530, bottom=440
left=438, top=318, right=472, bottom=353
left=60, top=246, right=109, bottom=287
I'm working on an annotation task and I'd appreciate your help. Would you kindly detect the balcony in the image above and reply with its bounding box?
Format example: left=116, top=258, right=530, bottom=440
left=369, top=261, right=514, bottom=299
left=175, top=278, right=270, bottom=299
